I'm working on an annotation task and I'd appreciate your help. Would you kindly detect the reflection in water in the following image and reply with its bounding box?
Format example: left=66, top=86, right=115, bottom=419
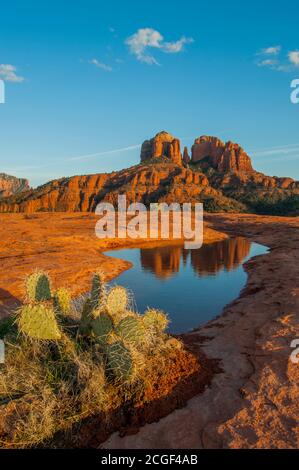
left=105, top=237, right=267, bottom=334
left=140, top=237, right=251, bottom=279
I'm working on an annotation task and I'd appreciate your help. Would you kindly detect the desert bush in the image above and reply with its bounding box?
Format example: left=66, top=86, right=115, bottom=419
left=0, top=270, right=181, bottom=448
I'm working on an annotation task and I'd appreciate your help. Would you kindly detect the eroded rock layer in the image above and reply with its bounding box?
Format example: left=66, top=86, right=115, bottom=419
left=1, top=132, right=298, bottom=215
left=0, top=173, right=30, bottom=199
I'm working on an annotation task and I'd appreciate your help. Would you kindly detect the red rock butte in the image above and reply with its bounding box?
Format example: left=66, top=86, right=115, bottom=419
left=0, top=130, right=298, bottom=214
left=140, top=131, right=182, bottom=166
left=191, top=135, right=253, bottom=173
left=0, top=173, right=30, bottom=199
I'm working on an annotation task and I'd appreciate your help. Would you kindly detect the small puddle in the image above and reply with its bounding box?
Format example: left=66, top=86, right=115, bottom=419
left=105, top=237, right=268, bottom=334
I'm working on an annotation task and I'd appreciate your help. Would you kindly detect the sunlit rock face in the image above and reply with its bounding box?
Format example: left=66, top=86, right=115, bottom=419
left=140, top=131, right=182, bottom=166
left=191, top=136, right=253, bottom=173
left=183, top=146, right=190, bottom=165
left=0, top=173, right=30, bottom=199
left=0, top=132, right=298, bottom=214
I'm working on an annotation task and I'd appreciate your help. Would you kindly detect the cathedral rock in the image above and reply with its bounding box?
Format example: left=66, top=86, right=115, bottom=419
left=140, top=131, right=182, bottom=166
left=191, top=136, right=253, bottom=173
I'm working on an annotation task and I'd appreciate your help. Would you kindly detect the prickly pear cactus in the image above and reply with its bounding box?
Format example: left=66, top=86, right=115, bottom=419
left=115, top=315, right=146, bottom=348
left=79, top=298, right=93, bottom=335
left=25, top=271, right=52, bottom=302
left=104, top=340, right=133, bottom=383
left=90, top=272, right=107, bottom=312
left=18, top=303, right=61, bottom=340
left=106, top=286, right=129, bottom=320
left=143, top=308, right=169, bottom=334
left=53, top=288, right=71, bottom=316
left=91, top=312, right=113, bottom=344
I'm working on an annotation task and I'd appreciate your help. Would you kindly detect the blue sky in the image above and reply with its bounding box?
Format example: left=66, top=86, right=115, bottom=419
left=0, top=0, right=299, bottom=187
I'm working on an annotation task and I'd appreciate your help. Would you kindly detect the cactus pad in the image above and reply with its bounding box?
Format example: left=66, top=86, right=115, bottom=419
left=25, top=271, right=51, bottom=302
left=91, top=312, right=113, bottom=343
left=104, top=340, right=133, bottom=383
left=79, top=298, right=93, bottom=335
left=143, top=308, right=169, bottom=333
left=90, top=272, right=107, bottom=312
left=18, top=303, right=61, bottom=340
left=115, top=315, right=146, bottom=347
left=53, top=288, right=71, bottom=316
left=106, top=286, right=128, bottom=319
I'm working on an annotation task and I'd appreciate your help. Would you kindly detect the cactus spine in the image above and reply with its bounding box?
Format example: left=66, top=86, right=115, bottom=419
left=104, top=340, right=133, bottom=383
left=115, top=316, right=146, bottom=348
left=143, top=308, right=169, bottom=334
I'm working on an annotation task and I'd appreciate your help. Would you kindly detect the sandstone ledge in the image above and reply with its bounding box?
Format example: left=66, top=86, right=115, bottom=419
left=1, top=213, right=298, bottom=448
left=103, top=214, right=299, bottom=449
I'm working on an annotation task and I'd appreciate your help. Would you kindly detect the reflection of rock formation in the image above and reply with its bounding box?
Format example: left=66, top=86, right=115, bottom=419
left=190, top=237, right=251, bottom=276
left=139, top=237, right=251, bottom=279
left=140, top=246, right=182, bottom=279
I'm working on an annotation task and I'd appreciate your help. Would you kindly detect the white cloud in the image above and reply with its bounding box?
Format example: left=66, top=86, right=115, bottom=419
left=125, top=28, right=193, bottom=65
left=259, top=45, right=281, bottom=55
left=0, top=64, right=24, bottom=82
left=255, top=46, right=299, bottom=71
left=288, top=50, right=299, bottom=66
left=258, top=59, right=278, bottom=67
left=90, top=58, right=113, bottom=72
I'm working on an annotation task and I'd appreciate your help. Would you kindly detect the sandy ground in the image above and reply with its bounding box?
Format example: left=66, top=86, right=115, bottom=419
left=0, top=212, right=298, bottom=448
left=103, top=214, right=299, bottom=449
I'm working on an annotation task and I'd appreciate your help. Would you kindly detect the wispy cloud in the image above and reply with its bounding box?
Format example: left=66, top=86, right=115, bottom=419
left=68, top=144, right=141, bottom=161
left=257, top=58, right=279, bottom=68
left=256, top=46, right=299, bottom=72
left=251, top=143, right=299, bottom=159
left=90, top=58, right=113, bottom=72
left=125, top=28, right=193, bottom=65
left=5, top=144, right=142, bottom=174
left=258, top=45, right=281, bottom=56
left=0, top=64, right=24, bottom=82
